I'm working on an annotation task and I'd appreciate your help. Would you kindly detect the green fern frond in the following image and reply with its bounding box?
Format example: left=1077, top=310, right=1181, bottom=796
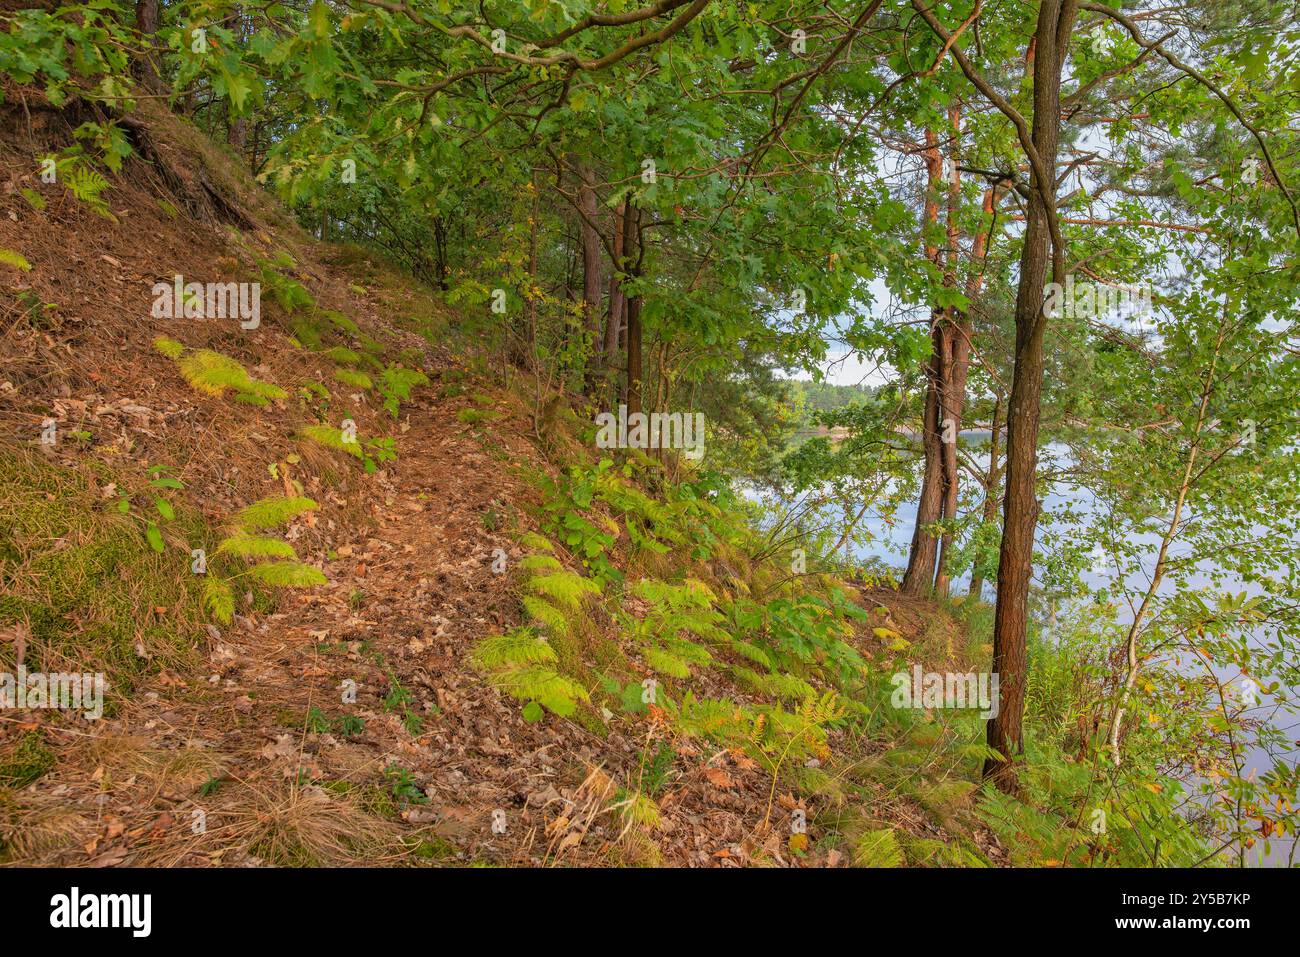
left=470, top=629, right=557, bottom=669
left=853, top=828, right=904, bottom=867
left=322, top=310, right=359, bottom=334
left=663, top=637, right=712, bottom=666
left=489, top=666, right=589, bottom=717
left=644, top=647, right=691, bottom=679
left=675, top=695, right=754, bottom=743
left=901, top=835, right=989, bottom=867
left=214, top=535, right=297, bottom=559
left=245, top=561, right=327, bottom=587
left=234, top=495, right=318, bottom=529
left=729, top=639, right=775, bottom=669
left=519, top=532, right=555, bottom=553
left=769, top=672, right=817, bottom=702
left=333, top=368, right=373, bottom=389
left=244, top=379, right=287, bottom=400
left=522, top=596, right=570, bottom=636
left=299, top=424, right=365, bottom=460
left=917, top=779, right=977, bottom=818
left=518, top=554, right=563, bottom=573
left=633, top=578, right=712, bottom=611
left=612, top=789, right=662, bottom=830
left=203, top=577, right=235, bottom=625
left=380, top=366, right=429, bottom=400
left=291, top=317, right=323, bottom=349
left=152, top=336, right=185, bottom=359
left=66, top=165, right=114, bottom=220
left=233, top=392, right=269, bottom=407
left=323, top=346, right=361, bottom=366
left=527, top=571, right=600, bottom=612
left=178, top=349, right=254, bottom=396
left=793, top=766, right=848, bottom=807
left=0, top=249, right=33, bottom=271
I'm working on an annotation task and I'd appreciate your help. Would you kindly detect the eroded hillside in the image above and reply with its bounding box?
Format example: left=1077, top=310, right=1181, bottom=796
left=1, top=92, right=1011, bottom=868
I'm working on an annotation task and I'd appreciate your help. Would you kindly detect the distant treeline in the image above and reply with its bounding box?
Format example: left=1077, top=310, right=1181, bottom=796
left=786, top=379, right=878, bottom=429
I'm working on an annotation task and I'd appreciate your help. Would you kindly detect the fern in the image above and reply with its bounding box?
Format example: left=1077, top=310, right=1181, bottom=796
left=612, top=788, right=662, bottom=830
left=175, top=349, right=284, bottom=404
left=675, top=695, right=754, bottom=744
left=246, top=561, right=327, bottom=587
left=729, top=639, right=775, bottom=669
left=519, top=532, right=555, bottom=553
left=178, top=350, right=254, bottom=396
left=470, top=629, right=557, bottom=669
left=489, top=665, right=589, bottom=717
left=793, top=765, right=848, bottom=807
left=378, top=366, right=430, bottom=416
left=527, top=571, right=600, bottom=612
left=203, top=577, right=235, bottom=625
left=522, top=596, right=570, bottom=636
left=663, top=636, right=712, bottom=667
left=518, top=554, right=563, bottom=573
left=916, top=779, right=977, bottom=821
left=66, top=165, right=114, bottom=220
left=644, top=646, right=691, bottom=679
left=243, top=379, right=288, bottom=400
left=333, top=368, right=373, bottom=389
left=0, top=249, right=32, bottom=271
left=214, top=535, right=297, bottom=559
left=300, top=424, right=365, bottom=460
left=152, top=336, right=184, bottom=359
left=853, top=828, right=904, bottom=867
left=322, top=310, right=359, bottom=334
left=234, top=495, right=318, bottom=529
left=323, top=346, right=361, bottom=366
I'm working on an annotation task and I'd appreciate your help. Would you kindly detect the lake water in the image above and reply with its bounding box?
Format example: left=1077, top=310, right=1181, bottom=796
left=762, top=438, right=1298, bottom=866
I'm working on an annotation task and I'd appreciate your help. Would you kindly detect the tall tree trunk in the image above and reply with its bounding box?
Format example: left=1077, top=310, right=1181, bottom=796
left=624, top=206, right=643, bottom=415
left=901, top=326, right=945, bottom=595
left=934, top=104, right=965, bottom=598
left=577, top=162, right=604, bottom=396
left=224, top=8, right=248, bottom=154
left=134, top=0, right=163, bottom=92
left=983, top=0, right=1076, bottom=792
left=901, top=128, right=945, bottom=596
left=968, top=389, right=1002, bottom=600
left=603, top=200, right=628, bottom=397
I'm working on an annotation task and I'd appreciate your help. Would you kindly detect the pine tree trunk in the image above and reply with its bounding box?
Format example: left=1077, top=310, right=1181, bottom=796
left=622, top=205, right=643, bottom=414
left=984, top=0, right=1076, bottom=793
left=604, top=201, right=627, bottom=387
left=901, top=330, right=945, bottom=596
left=968, top=390, right=1002, bottom=599
left=934, top=105, right=966, bottom=598
left=134, top=0, right=163, bottom=92
left=577, top=162, right=604, bottom=396
left=901, top=128, right=945, bottom=596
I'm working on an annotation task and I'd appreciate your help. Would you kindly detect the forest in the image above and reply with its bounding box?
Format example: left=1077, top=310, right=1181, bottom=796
left=0, top=0, right=1297, bottom=903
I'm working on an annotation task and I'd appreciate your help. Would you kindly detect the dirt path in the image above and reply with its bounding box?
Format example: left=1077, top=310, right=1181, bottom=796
left=17, top=379, right=612, bottom=866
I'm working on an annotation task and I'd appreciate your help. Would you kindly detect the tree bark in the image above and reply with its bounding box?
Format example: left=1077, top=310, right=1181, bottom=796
left=983, top=0, right=1077, bottom=793
left=134, top=0, right=163, bottom=92
left=934, top=104, right=965, bottom=598
left=901, top=128, right=946, bottom=596
left=624, top=206, right=644, bottom=415
left=968, top=389, right=1002, bottom=599
left=577, top=162, right=605, bottom=396
left=901, top=325, right=946, bottom=595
